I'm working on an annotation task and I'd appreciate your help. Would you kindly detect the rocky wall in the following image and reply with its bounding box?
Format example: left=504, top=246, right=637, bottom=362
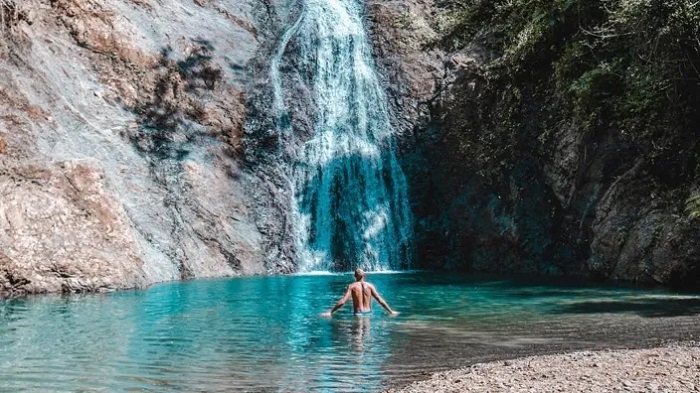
left=0, top=0, right=295, bottom=296
left=371, top=1, right=700, bottom=287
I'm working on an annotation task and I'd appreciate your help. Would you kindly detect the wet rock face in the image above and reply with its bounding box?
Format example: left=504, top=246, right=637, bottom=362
left=372, top=1, right=700, bottom=286
left=366, top=0, right=444, bottom=135
left=0, top=0, right=292, bottom=296
left=400, top=65, right=700, bottom=285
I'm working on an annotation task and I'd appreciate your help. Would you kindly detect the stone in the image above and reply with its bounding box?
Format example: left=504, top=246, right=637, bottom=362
left=0, top=0, right=292, bottom=296
left=385, top=345, right=700, bottom=393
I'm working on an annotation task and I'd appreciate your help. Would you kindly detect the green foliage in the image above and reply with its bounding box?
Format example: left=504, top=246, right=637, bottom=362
left=435, top=0, right=700, bottom=185
left=568, top=61, right=622, bottom=114
left=686, top=192, right=700, bottom=220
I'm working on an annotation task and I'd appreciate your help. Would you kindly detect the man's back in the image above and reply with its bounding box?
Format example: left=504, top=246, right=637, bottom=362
left=323, top=269, right=397, bottom=316
left=349, top=281, right=374, bottom=313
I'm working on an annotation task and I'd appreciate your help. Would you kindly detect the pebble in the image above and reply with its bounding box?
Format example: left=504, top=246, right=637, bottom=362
left=384, top=343, right=700, bottom=393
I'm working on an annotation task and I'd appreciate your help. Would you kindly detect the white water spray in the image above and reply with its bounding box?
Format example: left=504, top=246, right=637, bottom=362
left=272, top=0, right=413, bottom=272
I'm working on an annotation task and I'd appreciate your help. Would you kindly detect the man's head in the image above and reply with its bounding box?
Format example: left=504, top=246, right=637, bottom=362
left=354, top=268, right=365, bottom=281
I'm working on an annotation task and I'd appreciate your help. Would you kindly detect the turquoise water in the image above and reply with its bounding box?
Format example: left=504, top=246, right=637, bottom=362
left=2, top=272, right=700, bottom=392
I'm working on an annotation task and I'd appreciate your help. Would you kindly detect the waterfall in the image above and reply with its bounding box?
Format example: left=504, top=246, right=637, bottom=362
left=272, top=0, right=413, bottom=272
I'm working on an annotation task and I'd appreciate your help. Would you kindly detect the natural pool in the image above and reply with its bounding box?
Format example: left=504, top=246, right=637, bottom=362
left=1, top=272, right=700, bottom=392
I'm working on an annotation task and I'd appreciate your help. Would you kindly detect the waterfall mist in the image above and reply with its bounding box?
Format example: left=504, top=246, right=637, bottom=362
left=271, top=0, right=413, bottom=272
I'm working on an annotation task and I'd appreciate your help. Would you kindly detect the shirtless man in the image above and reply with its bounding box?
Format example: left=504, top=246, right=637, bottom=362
left=322, top=268, right=398, bottom=316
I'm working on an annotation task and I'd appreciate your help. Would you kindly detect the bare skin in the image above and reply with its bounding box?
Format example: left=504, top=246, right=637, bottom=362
left=322, top=269, right=398, bottom=317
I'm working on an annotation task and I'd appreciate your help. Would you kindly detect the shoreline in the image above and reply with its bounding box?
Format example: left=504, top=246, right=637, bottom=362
left=385, top=342, right=700, bottom=392
left=2, top=269, right=690, bottom=300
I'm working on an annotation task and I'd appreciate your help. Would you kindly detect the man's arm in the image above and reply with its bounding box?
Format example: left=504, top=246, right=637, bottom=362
left=321, top=286, right=352, bottom=317
left=370, top=285, right=397, bottom=315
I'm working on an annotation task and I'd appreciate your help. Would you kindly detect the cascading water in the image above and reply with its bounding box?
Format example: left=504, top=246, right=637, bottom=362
left=272, top=0, right=413, bottom=272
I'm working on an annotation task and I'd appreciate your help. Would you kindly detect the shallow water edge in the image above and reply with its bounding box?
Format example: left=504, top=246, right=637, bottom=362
left=2, top=272, right=700, bottom=392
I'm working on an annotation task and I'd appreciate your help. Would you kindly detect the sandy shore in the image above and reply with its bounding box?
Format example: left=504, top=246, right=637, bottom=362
left=386, top=343, right=700, bottom=392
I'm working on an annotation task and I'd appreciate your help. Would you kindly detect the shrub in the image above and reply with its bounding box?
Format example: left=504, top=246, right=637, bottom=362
left=434, top=0, right=700, bottom=173
left=686, top=191, right=700, bottom=220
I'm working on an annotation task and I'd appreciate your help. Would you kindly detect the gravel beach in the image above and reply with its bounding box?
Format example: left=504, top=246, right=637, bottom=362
left=386, top=344, right=700, bottom=392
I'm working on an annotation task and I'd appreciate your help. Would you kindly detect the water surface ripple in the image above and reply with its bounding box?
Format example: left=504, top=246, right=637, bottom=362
left=1, top=273, right=700, bottom=392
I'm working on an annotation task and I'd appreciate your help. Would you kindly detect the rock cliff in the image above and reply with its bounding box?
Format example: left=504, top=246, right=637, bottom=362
left=2, top=0, right=698, bottom=295
left=0, top=0, right=295, bottom=296
left=374, top=0, right=700, bottom=287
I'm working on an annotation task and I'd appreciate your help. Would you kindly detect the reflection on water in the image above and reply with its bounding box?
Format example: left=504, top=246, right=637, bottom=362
left=1, top=272, right=700, bottom=392
left=352, top=316, right=371, bottom=351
